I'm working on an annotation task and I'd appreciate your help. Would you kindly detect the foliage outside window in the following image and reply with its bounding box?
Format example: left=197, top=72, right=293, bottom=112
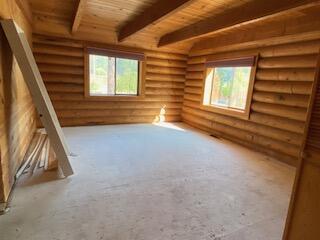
left=202, top=56, right=257, bottom=119
left=89, top=54, right=139, bottom=96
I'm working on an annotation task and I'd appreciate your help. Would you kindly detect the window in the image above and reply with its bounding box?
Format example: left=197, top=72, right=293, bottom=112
left=202, top=56, right=257, bottom=119
left=85, top=47, right=145, bottom=97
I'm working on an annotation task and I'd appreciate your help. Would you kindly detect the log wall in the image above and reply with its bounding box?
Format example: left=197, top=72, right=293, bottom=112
left=33, top=35, right=187, bottom=126
left=182, top=40, right=320, bottom=165
left=0, top=1, right=37, bottom=204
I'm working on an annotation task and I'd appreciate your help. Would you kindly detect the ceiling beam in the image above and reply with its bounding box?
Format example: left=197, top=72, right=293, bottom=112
left=158, top=0, right=320, bottom=47
left=118, top=0, right=195, bottom=42
left=71, top=0, right=87, bottom=34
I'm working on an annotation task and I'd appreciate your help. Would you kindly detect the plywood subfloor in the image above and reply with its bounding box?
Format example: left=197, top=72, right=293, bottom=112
left=0, top=123, right=295, bottom=240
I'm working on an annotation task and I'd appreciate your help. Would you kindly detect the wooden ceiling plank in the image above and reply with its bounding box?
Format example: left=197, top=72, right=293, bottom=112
left=71, top=0, right=87, bottom=34
left=158, top=0, right=320, bottom=47
left=118, top=0, right=195, bottom=42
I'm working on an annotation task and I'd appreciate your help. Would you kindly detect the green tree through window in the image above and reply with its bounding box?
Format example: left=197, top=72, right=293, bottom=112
left=89, top=54, right=139, bottom=96
left=116, top=58, right=138, bottom=94
left=210, top=66, right=251, bottom=110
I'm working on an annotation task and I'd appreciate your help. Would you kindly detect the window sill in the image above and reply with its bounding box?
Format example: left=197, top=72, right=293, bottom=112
left=200, top=104, right=250, bottom=120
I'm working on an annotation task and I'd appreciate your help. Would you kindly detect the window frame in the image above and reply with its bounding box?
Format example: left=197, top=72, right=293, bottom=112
left=201, top=55, right=258, bottom=120
left=84, top=46, right=146, bottom=100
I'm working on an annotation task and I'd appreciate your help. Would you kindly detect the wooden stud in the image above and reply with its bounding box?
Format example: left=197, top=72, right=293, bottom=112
left=1, top=19, right=73, bottom=177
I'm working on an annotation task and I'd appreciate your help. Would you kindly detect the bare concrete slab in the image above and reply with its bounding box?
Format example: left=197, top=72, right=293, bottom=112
left=0, top=123, right=295, bottom=240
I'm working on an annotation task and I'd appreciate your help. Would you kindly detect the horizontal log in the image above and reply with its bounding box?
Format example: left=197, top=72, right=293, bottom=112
left=186, top=72, right=203, bottom=80
left=183, top=99, right=201, bottom=108
left=250, top=112, right=305, bottom=134
left=33, top=34, right=84, bottom=48
left=251, top=102, right=307, bottom=121
left=195, top=48, right=258, bottom=61
left=187, top=56, right=206, bottom=65
left=187, top=64, right=205, bottom=72
left=145, top=95, right=184, bottom=102
left=146, top=65, right=186, bottom=75
left=146, top=57, right=186, bottom=68
left=33, top=43, right=84, bottom=57
left=145, top=87, right=184, bottom=96
left=259, top=40, right=320, bottom=57
left=187, top=51, right=318, bottom=73
left=41, top=73, right=84, bottom=84
left=184, top=87, right=202, bottom=95
left=183, top=119, right=297, bottom=166
left=254, top=81, right=312, bottom=95
left=185, top=80, right=203, bottom=87
left=56, top=108, right=181, bottom=118
left=52, top=101, right=183, bottom=110
left=49, top=93, right=184, bottom=102
left=256, top=69, right=315, bottom=81
left=145, top=73, right=185, bottom=82
left=184, top=93, right=201, bottom=102
left=38, top=64, right=84, bottom=75
left=258, top=55, right=318, bottom=69
left=145, top=81, right=184, bottom=89
left=34, top=53, right=84, bottom=66
left=45, top=83, right=84, bottom=93
left=182, top=112, right=300, bottom=157
left=253, top=92, right=309, bottom=108
left=183, top=106, right=302, bottom=146
left=145, top=51, right=187, bottom=61
left=59, top=115, right=181, bottom=127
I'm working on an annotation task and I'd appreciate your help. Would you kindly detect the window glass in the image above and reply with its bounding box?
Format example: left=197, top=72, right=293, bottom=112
left=210, top=66, right=251, bottom=110
left=89, top=54, right=139, bottom=96
left=116, top=58, right=138, bottom=95
left=89, top=55, right=115, bottom=95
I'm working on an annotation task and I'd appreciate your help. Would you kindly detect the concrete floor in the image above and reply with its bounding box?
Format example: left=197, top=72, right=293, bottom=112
left=0, top=122, right=295, bottom=240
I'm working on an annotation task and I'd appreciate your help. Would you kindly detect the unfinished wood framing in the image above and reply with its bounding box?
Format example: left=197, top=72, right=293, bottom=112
left=16, top=130, right=58, bottom=177
left=1, top=20, right=73, bottom=177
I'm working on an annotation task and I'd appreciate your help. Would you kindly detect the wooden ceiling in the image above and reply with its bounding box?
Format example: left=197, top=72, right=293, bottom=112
left=28, top=0, right=320, bottom=53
